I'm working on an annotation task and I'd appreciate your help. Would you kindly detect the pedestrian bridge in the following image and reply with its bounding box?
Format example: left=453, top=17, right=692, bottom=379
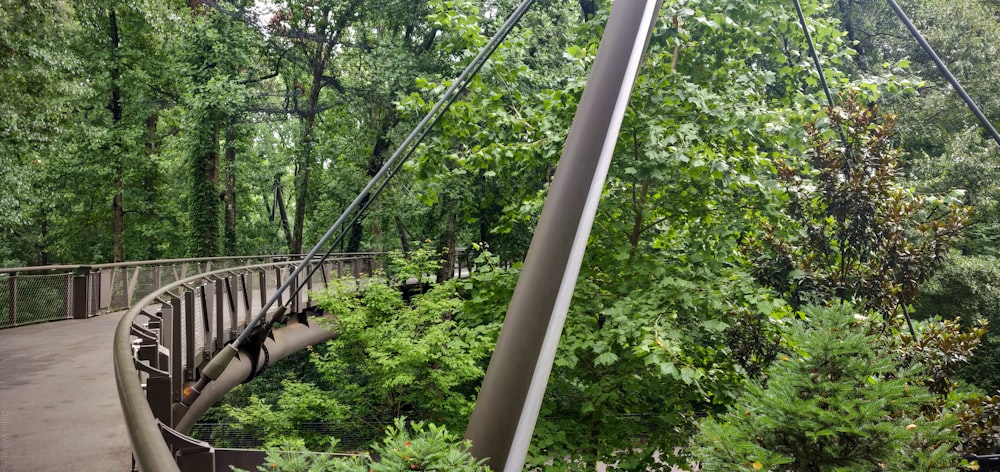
left=0, top=253, right=411, bottom=472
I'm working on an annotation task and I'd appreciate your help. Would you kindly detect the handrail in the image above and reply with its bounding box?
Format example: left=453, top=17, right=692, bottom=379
left=0, top=253, right=383, bottom=329
left=114, top=256, right=375, bottom=471
left=0, top=253, right=382, bottom=274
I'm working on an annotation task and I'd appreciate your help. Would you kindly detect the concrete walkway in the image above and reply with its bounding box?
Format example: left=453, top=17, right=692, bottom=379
left=0, top=313, right=131, bottom=472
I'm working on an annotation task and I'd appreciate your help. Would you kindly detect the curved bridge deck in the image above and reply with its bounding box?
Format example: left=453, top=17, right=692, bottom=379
left=0, top=311, right=130, bottom=472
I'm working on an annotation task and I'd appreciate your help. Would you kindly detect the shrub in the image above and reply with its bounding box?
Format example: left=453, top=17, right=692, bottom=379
left=236, top=418, right=490, bottom=472
left=690, top=304, right=963, bottom=471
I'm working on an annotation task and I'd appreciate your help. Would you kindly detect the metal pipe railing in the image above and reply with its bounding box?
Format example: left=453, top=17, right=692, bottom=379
left=114, top=256, right=375, bottom=472
left=0, top=254, right=382, bottom=329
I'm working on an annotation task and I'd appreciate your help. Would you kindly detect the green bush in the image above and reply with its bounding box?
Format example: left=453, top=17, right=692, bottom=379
left=916, top=254, right=1000, bottom=394
left=690, top=304, right=963, bottom=471
left=236, top=418, right=490, bottom=472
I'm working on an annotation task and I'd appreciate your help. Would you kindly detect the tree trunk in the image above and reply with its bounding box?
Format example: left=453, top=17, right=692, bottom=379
left=437, top=212, right=456, bottom=282
left=628, top=177, right=650, bottom=252
left=37, top=206, right=50, bottom=266
left=347, top=110, right=398, bottom=252
left=274, top=177, right=294, bottom=252
left=836, top=0, right=861, bottom=56
left=394, top=215, right=411, bottom=254
left=143, top=113, right=158, bottom=259
left=188, top=119, right=221, bottom=257
left=223, top=117, right=237, bottom=255
left=185, top=0, right=220, bottom=257
left=292, top=36, right=330, bottom=254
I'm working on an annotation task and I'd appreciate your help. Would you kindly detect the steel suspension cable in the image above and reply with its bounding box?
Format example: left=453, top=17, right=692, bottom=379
left=284, top=4, right=539, bottom=306
left=793, top=0, right=920, bottom=339
left=792, top=0, right=837, bottom=110
left=185, top=0, right=538, bottom=404
left=792, top=0, right=853, bottom=168
left=886, top=0, right=1000, bottom=147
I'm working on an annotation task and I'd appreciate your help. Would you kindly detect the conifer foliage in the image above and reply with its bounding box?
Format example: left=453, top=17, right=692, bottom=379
left=691, top=304, right=963, bottom=471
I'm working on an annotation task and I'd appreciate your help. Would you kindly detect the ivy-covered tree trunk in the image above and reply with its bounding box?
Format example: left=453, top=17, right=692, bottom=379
left=188, top=118, right=221, bottom=257
left=223, top=116, right=237, bottom=256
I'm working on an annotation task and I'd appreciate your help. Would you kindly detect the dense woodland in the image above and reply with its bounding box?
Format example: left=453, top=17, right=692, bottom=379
left=5, top=0, right=1000, bottom=469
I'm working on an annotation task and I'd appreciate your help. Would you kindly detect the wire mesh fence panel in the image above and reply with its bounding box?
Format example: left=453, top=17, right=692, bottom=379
left=135, top=267, right=159, bottom=307
left=264, top=268, right=278, bottom=306
left=108, top=267, right=130, bottom=312
left=12, top=273, right=71, bottom=325
left=159, top=264, right=178, bottom=287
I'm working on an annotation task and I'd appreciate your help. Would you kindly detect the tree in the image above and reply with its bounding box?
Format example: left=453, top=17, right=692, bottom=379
left=173, top=1, right=262, bottom=257
left=691, top=304, right=963, bottom=471
left=0, top=1, right=82, bottom=264
left=70, top=0, right=177, bottom=262
left=745, top=94, right=971, bottom=324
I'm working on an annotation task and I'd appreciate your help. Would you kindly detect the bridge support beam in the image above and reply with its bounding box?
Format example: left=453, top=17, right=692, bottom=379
left=463, top=1, right=662, bottom=470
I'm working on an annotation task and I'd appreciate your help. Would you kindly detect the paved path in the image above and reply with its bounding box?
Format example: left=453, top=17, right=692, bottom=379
left=0, top=313, right=131, bottom=472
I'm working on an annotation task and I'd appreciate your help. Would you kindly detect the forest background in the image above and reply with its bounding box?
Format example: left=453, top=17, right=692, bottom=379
left=4, top=0, right=1000, bottom=469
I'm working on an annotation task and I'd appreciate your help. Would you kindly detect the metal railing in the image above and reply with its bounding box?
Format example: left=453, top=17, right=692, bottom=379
left=114, top=254, right=380, bottom=472
left=0, top=254, right=376, bottom=329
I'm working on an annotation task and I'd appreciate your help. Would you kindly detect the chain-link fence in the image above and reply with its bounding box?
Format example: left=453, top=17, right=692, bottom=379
left=0, top=270, right=74, bottom=328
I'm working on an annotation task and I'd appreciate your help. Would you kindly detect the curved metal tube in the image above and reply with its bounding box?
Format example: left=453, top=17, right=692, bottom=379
left=174, top=320, right=338, bottom=433
left=115, top=289, right=188, bottom=472
left=114, top=259, right=343, bottom=472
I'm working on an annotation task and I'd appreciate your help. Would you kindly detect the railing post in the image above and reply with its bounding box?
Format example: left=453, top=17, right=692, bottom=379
left=274, top=267, right=284, bottom=308
left=258, top=270, right=267, bottom=310
left=225, top=276, right=237, bottom=341
left=305, top=264, right=314, bottom=307
left=215, top=278, right=225, bottom=350
left=239, top=272, right=251, bottom=328
left=8, top=272, right=17, bottom=326
left=199, top=284, right=213, bottom=358
left=72, top=267, right=91, bottom=319
left=184, top=290, right=197, bottom=380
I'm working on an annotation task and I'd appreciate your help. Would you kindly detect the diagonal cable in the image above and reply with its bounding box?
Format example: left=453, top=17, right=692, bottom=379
left=184, top=0, right=538, bottom=404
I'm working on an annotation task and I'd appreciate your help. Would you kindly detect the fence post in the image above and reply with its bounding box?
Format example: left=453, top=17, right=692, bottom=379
left=8, top=272, right=16, bottom=326
left=72, top=267, right=91, bottom=319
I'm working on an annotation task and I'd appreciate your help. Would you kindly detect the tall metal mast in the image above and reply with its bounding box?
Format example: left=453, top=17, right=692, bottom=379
left=464, top=2, right=663, bottom=470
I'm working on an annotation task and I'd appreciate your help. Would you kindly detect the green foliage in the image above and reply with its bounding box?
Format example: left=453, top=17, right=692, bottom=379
left=691, top=304, right=964, bottom=471
left=237, top=437, right=367, bottom=472
left=224, top=380, right=349, bottom=450
left=384, top=242, right=443, bottom=285
left=223, top=269, right=495, bottom=451
left=236, top=419, right=490, bottom=472
left=367, top=418, right=490, bottom=472
left=884, top=316, right=1000, bottom=454
left=918, top=255, right=1000, bottom=393
left=746, top=94, right=971, bottom=322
